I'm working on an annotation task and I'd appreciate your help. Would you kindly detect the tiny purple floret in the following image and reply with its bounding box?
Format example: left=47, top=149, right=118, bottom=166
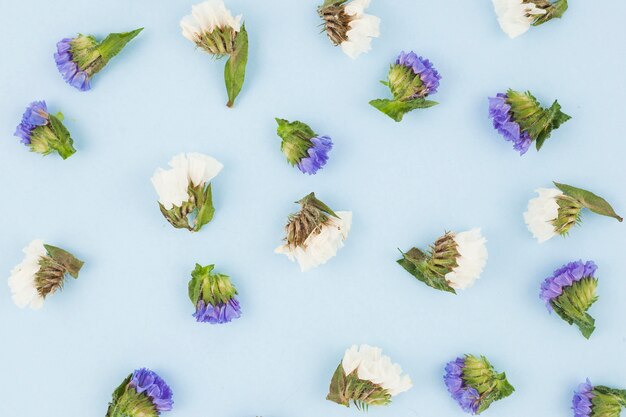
left=396, top=51, right=441, bottom=96
left=572, top=379, right=595, bottom=417
left=54, top=38, right=91, bottom=91
left=130, top=368, right=174, bottom=413
left=194, top=298, right=241, bottom=324
left=298, top=135, right=333, bottom=175
left=540, top=260, right=597, bottom=311
left=488, top=93, right=532, bottom=155
left=14, top=101, right=49, bottom=145
left=444, top=357, right=481, bottom=414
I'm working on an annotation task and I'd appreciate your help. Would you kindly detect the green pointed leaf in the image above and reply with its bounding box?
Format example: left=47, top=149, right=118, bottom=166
left=44, top=244, right=84, bottom=278
left=533, top=0, right=568, bottom=26
left=554, top=182, right=623, bottom=222
left=397, top=248, right=456, bottom=294
left=105, top=374, right=131, bottom=417
left=194, top=184, right=215, bottom=232
left=188, top=264, right=206, bottom=304
left=224, top=25, right=248, bottom=107
left=299, top=192, right=338, bottom=218
left=369, top=98, right=438, bottom=122
left=326, top=364, right=349, bottom=406
left=48, top=114, right=76, bottom=159
left=97, top=28, right=143, bottom=63
left=535, top=100, right=571, bottom=150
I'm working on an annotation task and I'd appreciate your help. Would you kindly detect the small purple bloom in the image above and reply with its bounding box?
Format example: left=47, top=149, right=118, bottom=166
left=444, top=358, right=480, bottom=414
left=14, top=101, right=49, bottom=145
left=488, top=93, right=532, bottom=155
left=194, top=298, right=241, bottom=324
left=130, top=368, right=174, bottom=413
left=540, top=260, right=597, bottom=310
left=572, top=379, right=595, bottom=417
left=396, top=51, right=441, bottom=96
left=298, top=135, right=333, bottom=175
left=54, top=38, right=91, bottom=91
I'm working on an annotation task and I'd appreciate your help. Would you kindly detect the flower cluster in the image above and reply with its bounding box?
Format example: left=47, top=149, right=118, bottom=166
left=275, top=118, right=333, bottom=175
left=444, top=355, right=515, bottom=414
left=327, top=344, right=412, bottom=410
left=398, top=228, right=488, bottom=293
left=180, top=0, right=249, bottom=107
left=188, top=264, right=241, bottom=324
left=54, top=28, right=143, bottom=91
left=492, top=0, right=569, bottom=38
left=488, top=89, right=570, bottom=154
left=151, top=153, right=223, bottom=232
left=8, top=240, right=84, bottom=310
left=370, top=51, right=441, bottom=122
left=540, top=260, right=599, bottom=338
left=524, top=183, right=622, bottom=243
left=275, top=193, right=352, bottom=272
left=106, top=368, right=173, bottom=417
left=318, top=0, right=381, bottom=59
left=14, top=101, right=76, bottom=159
left=572, top=379, right=626, bottom=417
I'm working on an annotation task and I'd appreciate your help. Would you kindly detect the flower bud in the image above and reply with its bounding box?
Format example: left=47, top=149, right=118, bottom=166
left=275, top=118, right=333, bottom=175
left=14, top=101, right=76, bottom=159
left=106, top=368, right=173, bottom=417
left=188, top=264, right=241, bottom=324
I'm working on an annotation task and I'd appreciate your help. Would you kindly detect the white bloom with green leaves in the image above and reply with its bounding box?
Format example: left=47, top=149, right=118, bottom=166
left=492, top=0, right=568, bottom=38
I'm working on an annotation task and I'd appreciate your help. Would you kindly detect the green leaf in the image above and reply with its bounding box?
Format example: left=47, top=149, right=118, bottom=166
left=105, top=374, right=131, bottom=417
left=554, top=182, right=623, bottom=222
left=298, top=192, right=338, bottom=218
left=551, top=277, right=598, bottom=339
left=533, top=0, right=568, bottom=26
left=224, top=25, right=248, bottom=107
left=188, top=263, right=208, bottom=305
left=48, top=114, right=76, bottom=159
left=193, top=184, right=215, bottom=232
left=397, top=248, right=456, bottom=294
left=326, top=364, right=349, bottom=406
left=44, top=244, right=84, bottom=278
left=321, top=0, right=347, bottom=8
left=369, top=98, right=438, bottom=122
left=97, top=28, right=143, bottom=63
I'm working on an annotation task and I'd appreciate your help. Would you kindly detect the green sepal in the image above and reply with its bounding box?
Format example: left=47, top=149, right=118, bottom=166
left=506, top=89, right=571, bottom=150
left=369, top=98, right=438, bottom=122
left=463, top=355, right=515, bottom=414
left=188, top=264, right=237, bottom=307
left=533, top=0, right=568, bottom=26
left=275, top=118, right=316, bottom=166
left=397, top=248, right=456, bottom=294
left=592, top=386, right=626, bottom=416
left=158, top=183, right=215, bottom=232
left=224, top=25, right=248, bottom=107
left=298, top=192, right=338, bottom=218
left=44, top=244, right=84, bottom=278
left=554, top=182, right=623, bottom=222
left=326, top=364, right=391, bottom=410
left=97, top=28, right=143, bottom=64
left=321, top=0, right=347, bottom=8
left=190, top=183, right=215, bottom=232
left=47, top=114, right=76, bottom=159
left=106, top=374, right=132, bottom=417
left=550, top=277, right=598, bottom=339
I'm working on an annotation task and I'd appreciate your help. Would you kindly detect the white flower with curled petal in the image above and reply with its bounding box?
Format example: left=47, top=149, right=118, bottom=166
left=8, top=239, right=46, bottom=310
left=492, top=0, right=547, bottom=38
left=445, top=228, right=488, bottom=290
left=524, top=188, right=562, bottom=242
left=341, top=0, right=381, bottom=59
left=180, top=0, right=242, bottom=42
left=343, top=345, right=412, bottom=396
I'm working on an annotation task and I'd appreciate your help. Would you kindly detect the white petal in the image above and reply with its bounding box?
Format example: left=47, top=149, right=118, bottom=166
left=445, top=228, right=488, bottom=290
left=492, top=0, right=546, bottom=38
left=150, top=166, right=189, bottom=210
left=340, top=11, right=380, bottom=59
left=524, top=188, right=562, bottom=243
left=185, top=0, right=242, bottom=35
left=180, top=15, right=202, bottom=42
left=185, top=153, right=224, bottom=187
left=8, top=239, right=46, bottom=309
left=341, top=345, right=361, bottom=375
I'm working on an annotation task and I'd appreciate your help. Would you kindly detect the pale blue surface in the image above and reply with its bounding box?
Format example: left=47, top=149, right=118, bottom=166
left=1, top=1, right=625, bottom=416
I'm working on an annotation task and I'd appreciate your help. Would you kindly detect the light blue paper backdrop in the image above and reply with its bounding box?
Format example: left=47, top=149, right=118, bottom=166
left=1, top=1, right=625, bottom=416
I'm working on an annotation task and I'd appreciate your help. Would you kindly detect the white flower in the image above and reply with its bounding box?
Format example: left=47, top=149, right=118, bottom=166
left=340, top=0, right=380, bottom=59
left=445, top=228, right=488, bottom=290
left=275, top=211, right=352, bottom=272
left=180, top=0, right=242, bottom=42
left=524, top=188, right=562, bottom=243
left=492, top=0, right=547, bottom=38
left=151, top=153, right=223, bottom=210
left=8, top=239, right=46, bottom=310
left=341, top=344, right=412, bottom=397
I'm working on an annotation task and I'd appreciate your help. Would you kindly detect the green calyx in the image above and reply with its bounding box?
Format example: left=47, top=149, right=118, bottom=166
left=275, top=118, right=316, bottom=166
left=592, top=386, right=626, bottom=417
left=555, top=182, right=623, bottom=223
left=285, top=193, right=338, bottom=247
left=159, top=182, right=215, bottom=232
left=463, top=355, right=515, bottom=414
left=506, top=89, right=571, bottom=151
left=188, top=264, right=237, bottom=307
left=551, top=277, right=598, bottom=339
left=30, top=113, right=76, bottom=159
left=369, top=64, right=438, bottom=122
left=553, top=194, right=583, bottom=236
left=530, top=0, right=569, bottom=26
left=34, top=244, right=84, bottom=298
left=397, top=232, right=458, bottom=294
left=71, top=28, right=142, bottom=76
left=318, top=1, right=351, bottom=46
left=326, top=364, right=391, bottom=411
left=106, top=374, right=159, bottom=417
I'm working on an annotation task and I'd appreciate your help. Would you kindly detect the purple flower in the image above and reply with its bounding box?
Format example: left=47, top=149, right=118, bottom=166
left=396, top=51, right=441, bottom=96
left=298, top=135, right=333, bottom=175
left=488, top=93, right=532, bottom=155
left=540, top=260, right=597, bottom=310
left=194, top=298, right=241, bottom=324
left=54, top=38, right=91, bottom=91
left=444, top=358, right=480, bottom=414
left=14, top=101, right=49, bottom=145
left=572, top=379, right=595, bottom=417
left=129, top=368, right=174, bottom=413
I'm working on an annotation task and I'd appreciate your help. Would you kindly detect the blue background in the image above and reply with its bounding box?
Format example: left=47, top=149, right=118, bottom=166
left=1, top=1, right=625, bottom=416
